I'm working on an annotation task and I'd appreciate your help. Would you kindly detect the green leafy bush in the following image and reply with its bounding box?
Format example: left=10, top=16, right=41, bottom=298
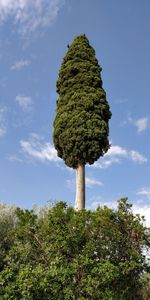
left=0, top=199, right=149, bottom=299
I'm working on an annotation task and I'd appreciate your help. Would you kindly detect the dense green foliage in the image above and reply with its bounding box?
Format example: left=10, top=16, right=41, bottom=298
left=0, top=199, right=149, bottom=299
left=0, top=204, right=16, bottom=272
left=53, top=34, right=111, bottom=168
left=139, top=273, right=150, bottom=299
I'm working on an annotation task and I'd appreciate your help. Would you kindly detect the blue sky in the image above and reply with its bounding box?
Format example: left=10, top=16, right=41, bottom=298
left=0, top=0, right=150, bottom=224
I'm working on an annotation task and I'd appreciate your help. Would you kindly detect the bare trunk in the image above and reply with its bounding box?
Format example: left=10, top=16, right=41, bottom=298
left=75, top=164, right=85, bottom=210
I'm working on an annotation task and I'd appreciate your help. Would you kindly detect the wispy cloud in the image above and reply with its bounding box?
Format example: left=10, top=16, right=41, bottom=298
left=0, top=107, right=7, bottom=137
left=129, top=150, right=147, bottom=163
left=8, top=155, right=23, bottom=163
left=0, top=0, right=65, bottom=34
left=93, top=144, right=147, bottom=169
left=11, top=60, right=31, bottom=71
left=86, top=177, right=103, bottom=188
left=137, top=188, right=150, bottom=200
left=128, top=116, right=149, bottom=133
left=20, top=133, right=59, bottom=162
left=16, top=95, right=33, bottom=112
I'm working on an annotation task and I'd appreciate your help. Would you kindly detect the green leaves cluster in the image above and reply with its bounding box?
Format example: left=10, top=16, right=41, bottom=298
left=53, top=35, right=111, bottom=168
left=0, top=204, right=16, bottom=272
left=0, top=199, right=149, bottom=299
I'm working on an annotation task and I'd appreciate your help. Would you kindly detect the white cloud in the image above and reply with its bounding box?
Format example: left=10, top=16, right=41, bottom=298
left=133, top=204, right=150, bottom=227
left=0, top=0, right=65, bottom=34
left=106, top=145, right=127, bottom=157
left=129, top=151, right=147, bottom=163
left=20, top=133, right=59, bottom=162
left=128, top=116, right=149, bottom=133
left=137, top=188, right=150, bottom=200
left=106, top=146, right=147, bottom=163
left=130, top=152, right=146, bottom=163
left=16, top=95, right=33, bottom=112
left=0, top=107, right=7, bottom=137
left=94, top=157, right=120, bottom=169
left=11, top=60, right=31, bottom=70
left=135, top=117, right=149, bottom=132
left=86, top=177, right=103, bottom=188
left=93, top=144, right=147, bottom=169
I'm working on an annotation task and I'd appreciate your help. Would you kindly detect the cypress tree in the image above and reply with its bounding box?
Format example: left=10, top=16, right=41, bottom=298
left=53, top=34, right=111, bottom=210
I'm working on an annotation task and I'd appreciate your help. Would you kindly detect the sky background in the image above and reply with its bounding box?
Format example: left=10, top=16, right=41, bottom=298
left=0, top=0, right=150, bottom=225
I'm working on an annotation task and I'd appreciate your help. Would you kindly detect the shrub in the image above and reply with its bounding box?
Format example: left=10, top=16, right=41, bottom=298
left=0, top=198, right=149, bottom=299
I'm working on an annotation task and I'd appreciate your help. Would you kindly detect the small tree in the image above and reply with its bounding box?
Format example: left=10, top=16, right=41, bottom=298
left=0, top=204, right=16, bottom=271
left=53, top=34, right=111, bottom=209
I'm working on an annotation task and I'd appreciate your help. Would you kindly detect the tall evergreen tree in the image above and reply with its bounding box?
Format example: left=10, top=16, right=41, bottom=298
left=53, top=34, right=111, bottom=210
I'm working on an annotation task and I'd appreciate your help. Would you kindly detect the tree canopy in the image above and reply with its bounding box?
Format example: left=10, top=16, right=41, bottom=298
left=53, top=34, right=111, bottom=168
left=0, top=199, right=149, bottom=299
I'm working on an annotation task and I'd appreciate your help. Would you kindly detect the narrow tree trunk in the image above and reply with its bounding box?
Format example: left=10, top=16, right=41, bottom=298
left=75, top=164, right=85, bottom=210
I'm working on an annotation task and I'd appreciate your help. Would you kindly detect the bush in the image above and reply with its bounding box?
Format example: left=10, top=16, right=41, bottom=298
left=0, top=198, right=149, bottom=299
